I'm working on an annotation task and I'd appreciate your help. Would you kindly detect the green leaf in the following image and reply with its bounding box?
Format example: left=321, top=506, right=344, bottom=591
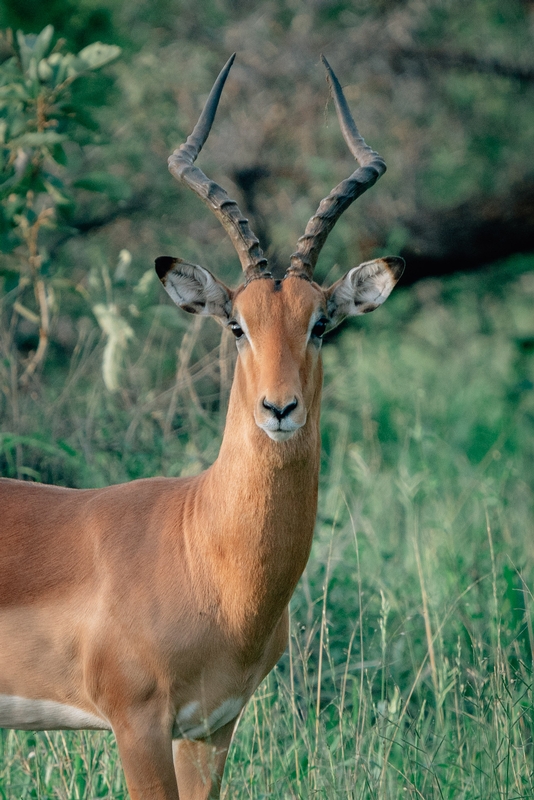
left=16, top=30, right=33, bottom=72
left=74, top=171, right=131, bottom=201
left=0, top=264, right=20, bottom=279
left=43, top=179, right=72, bottom=206
left=45, top=51, right=69, bottom=85
left=76, top=43, right=121, bottom=71
left=51, top=142, right=67, bottom=165
left=62, top=52, right=82, bottom=80
left=0, top=83, right=30, bottom=104
left=16, top=26, right=54, bottom=75
left=17, top=466, right=42, bottom=481
left=28, top=56, right=38, bottom=84
left=58, top=102, right=98, bottom=131
left=56, top=440, right=78, bottom=457
left=11, top=131, right=67, bottom=147
left=37, top=58, right=53, bottom=82
left=32, top=25, right=54, bottom=63
left=0, top=37, right=15, bottom=66
left=0, top=433, right=74, bottom=459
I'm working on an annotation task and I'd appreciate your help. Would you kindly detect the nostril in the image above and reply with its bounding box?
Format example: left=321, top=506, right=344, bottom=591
left=281, top=399, right=298, bottom=418
left=263, top=398, right=298, bottom=421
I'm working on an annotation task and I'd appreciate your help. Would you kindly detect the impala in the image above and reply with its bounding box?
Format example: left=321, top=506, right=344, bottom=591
left=0, top=55, right=403, bottom=799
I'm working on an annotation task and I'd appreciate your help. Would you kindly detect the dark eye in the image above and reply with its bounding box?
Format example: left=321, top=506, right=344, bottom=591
left=229, top=321, right=244, bottom=339
left=311, top=318, right=328, bottom=339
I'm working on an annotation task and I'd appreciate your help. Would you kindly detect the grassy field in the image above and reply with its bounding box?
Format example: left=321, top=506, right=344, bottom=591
left=1, top=256, right=533, bottom=798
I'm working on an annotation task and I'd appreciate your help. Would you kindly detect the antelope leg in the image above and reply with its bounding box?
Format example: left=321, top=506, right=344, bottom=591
left=113, top=706, right=179, bottom=800
left=173, top=719, right=237, bottom=800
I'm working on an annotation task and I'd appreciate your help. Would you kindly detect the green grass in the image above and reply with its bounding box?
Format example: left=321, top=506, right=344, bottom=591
left=1, top=256, right=534, bottom=797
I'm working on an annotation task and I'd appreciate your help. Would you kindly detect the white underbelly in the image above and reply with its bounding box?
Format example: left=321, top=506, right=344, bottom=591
left=173, top=696, right=245, bottom=740
left=0, top=694, right=111, bottom=731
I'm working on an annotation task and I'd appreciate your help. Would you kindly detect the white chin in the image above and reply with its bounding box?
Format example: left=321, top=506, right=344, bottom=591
left=262, top=429, right=297, bottom=442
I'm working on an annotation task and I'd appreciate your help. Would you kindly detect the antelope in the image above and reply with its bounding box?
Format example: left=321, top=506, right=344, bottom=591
left=0, top=55, right=404, bottom=799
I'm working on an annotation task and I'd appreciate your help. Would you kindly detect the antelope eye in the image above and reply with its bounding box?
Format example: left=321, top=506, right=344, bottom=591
left=229, top=321, right=244, bottom=339
left=311, top=318, right=328, bottom=339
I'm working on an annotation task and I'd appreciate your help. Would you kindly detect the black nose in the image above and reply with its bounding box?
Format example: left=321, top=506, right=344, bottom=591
left=262, top=398, right=298, bottom=421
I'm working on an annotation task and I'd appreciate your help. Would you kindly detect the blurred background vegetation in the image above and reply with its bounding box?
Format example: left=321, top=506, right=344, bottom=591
left=1, top=0, right=534, bottom=797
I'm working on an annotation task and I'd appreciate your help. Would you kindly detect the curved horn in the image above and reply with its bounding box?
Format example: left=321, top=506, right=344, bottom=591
left=168, top=54, right=269, bottom=281
left=288, top=55, right=386, bottom=279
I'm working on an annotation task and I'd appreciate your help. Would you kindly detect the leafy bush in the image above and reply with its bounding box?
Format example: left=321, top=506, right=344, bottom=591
left=0, top=25, right=119, bottom=382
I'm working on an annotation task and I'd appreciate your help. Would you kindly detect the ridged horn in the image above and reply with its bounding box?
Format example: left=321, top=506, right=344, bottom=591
left=168, top=54, right=269, bottom=281
left=288, top=55, right=386, bottom=279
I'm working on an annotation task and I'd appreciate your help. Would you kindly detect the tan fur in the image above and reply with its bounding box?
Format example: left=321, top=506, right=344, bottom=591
left=0, top=263, right=403, bottom=798
left=0, top=277, right=328, bottom=800
left=0, top=51, right=405, bottom=795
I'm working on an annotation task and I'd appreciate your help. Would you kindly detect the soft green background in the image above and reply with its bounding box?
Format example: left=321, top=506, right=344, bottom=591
left=1, top=2, right=533, bottom=797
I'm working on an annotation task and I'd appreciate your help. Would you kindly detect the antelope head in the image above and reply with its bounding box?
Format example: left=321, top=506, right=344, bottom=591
left=156, top=55, right=404, bottom=443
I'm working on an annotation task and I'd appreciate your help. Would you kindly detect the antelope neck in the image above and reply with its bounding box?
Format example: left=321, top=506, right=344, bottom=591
left=190, top=370, right=322, bottom=647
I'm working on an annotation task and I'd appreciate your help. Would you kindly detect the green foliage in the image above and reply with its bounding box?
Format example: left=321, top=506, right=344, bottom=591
left=0, top=26, right=120, bottom=229
left=0, top=25, right=120, bottom=383
left=1, top=258, right=533, bottom=797
left=0, top=4, right=534, bottom=797
left=73, top=172, right=131, bottom=202
left=0, top=0, right=117, bottom=52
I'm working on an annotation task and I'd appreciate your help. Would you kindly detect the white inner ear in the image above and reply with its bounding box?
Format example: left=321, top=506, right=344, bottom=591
left=162, top=261, right=231, bottom=319
left=329, top=258, right=398, bottom=319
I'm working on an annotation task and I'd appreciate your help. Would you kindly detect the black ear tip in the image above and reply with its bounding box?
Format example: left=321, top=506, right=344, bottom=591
left=155, top=256, right=178, bottom=281
left=383, top=256, right=405, bottom=282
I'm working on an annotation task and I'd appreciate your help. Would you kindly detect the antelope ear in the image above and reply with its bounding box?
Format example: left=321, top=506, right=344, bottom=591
left=326, top=256, right=404, bottom=323
left=155, top=257, right=232, bottom=319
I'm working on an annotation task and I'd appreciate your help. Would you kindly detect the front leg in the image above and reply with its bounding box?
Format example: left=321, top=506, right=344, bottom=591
left=112, top=704, right=179, bottom=800
left=173, top=719, right=236, bottom=800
